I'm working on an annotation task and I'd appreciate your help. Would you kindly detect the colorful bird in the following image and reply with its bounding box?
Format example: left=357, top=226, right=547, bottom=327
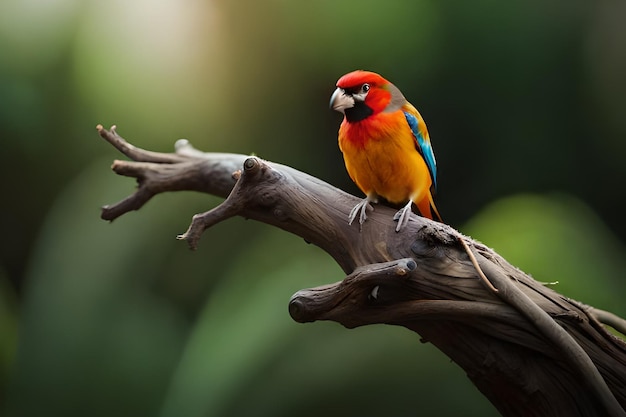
left=330, top=70, right=442, bottom=231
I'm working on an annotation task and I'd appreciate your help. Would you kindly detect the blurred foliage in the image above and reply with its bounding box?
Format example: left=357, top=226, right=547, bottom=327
left=1, top=0, right=626, bottom=416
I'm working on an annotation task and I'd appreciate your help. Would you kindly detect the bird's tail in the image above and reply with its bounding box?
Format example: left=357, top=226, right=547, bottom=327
left=417, top=192, right=443, bottom=223
left=430, top=195, right=443, bottom=223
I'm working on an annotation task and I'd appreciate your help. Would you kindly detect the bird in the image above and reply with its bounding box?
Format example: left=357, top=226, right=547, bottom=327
left=329, top=70, right=442, bottom=232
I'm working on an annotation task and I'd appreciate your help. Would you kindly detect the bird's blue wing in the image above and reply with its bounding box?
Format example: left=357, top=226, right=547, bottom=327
left=404, top=111, right=437, bottom=190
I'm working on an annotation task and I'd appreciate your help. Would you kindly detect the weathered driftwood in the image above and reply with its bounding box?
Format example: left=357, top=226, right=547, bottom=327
left=97, top=125, right=626, bottom=417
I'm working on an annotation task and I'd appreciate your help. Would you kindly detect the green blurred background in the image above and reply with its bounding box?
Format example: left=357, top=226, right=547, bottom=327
left=1, top=0, right=626, bottom=416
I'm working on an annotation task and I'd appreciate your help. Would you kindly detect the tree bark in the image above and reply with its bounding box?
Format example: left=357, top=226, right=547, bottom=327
left=97, top=125, right=626, bottom=417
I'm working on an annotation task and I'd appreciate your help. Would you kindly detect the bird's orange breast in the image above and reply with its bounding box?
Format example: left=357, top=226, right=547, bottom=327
left=338, top=111, right=432, bottom=205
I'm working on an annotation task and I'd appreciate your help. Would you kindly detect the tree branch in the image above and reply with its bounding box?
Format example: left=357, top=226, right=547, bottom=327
left=590, top=307, right=626, bottom=336
left=97, top=125, right=626, bottom=417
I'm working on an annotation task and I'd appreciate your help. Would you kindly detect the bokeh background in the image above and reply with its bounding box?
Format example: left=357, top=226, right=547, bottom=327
left=2, top=0, right=626, bottom=416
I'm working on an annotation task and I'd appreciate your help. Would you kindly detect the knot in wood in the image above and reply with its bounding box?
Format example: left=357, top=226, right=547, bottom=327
left=243, top=157, right=259, bottom=171
left=288, top=295, right=310, bottom=323
left=242, top=157, right=281, bottom=185
left=273, top=206, right=289, bottom=221
left=258, top=191, right=277, bottom=207
left=410, top=239, right=436, bottom=258
left=396, top=259, right=417, bottom=275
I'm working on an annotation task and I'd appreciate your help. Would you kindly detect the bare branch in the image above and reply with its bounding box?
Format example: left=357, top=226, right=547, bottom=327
left=97, top=126, right=246, bottom=222
left=97, top=124, right=188, bottom=164
left=97, top=125, right=626, bottom=417
left=590, top=307, right=626, bottom=337
left=476, top=251, right=626, bottom=417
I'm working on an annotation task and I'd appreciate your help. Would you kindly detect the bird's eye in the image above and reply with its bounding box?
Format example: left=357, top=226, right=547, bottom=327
left=362, top=84, right=370, bottom=93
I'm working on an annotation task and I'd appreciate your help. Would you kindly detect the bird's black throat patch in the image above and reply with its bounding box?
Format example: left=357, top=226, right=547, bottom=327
left=345, top=101, right=373, bottom=123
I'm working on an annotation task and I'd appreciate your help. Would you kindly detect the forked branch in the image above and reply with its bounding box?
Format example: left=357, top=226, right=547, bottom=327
left=97, top=125, right=626, bottom=417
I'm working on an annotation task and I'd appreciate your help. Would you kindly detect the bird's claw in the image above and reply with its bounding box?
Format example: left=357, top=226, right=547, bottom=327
left=393, top=201, right=413, bottom=232
left=348, top=199, right=373, bottom=230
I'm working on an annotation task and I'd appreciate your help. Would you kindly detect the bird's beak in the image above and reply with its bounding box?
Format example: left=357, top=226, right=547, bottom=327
left=329, top=87, right=354, bottom=114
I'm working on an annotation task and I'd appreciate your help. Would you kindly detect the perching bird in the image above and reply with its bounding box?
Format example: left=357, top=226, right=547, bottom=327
left=330, top=70, right=442, bottom=231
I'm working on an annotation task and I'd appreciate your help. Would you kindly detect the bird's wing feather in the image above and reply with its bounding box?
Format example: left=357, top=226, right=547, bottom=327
left=403, top=110, right=437, bottom=190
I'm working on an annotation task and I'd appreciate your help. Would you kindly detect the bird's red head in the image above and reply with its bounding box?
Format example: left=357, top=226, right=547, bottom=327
left=330, top=70, right=405, bottom=122
left=336, top=70, right=388, bottom=90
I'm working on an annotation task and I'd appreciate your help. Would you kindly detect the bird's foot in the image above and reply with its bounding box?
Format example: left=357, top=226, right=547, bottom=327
left=393, top=201, right=413, bottom=232
left=348, top=199, right=374, bottom=230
